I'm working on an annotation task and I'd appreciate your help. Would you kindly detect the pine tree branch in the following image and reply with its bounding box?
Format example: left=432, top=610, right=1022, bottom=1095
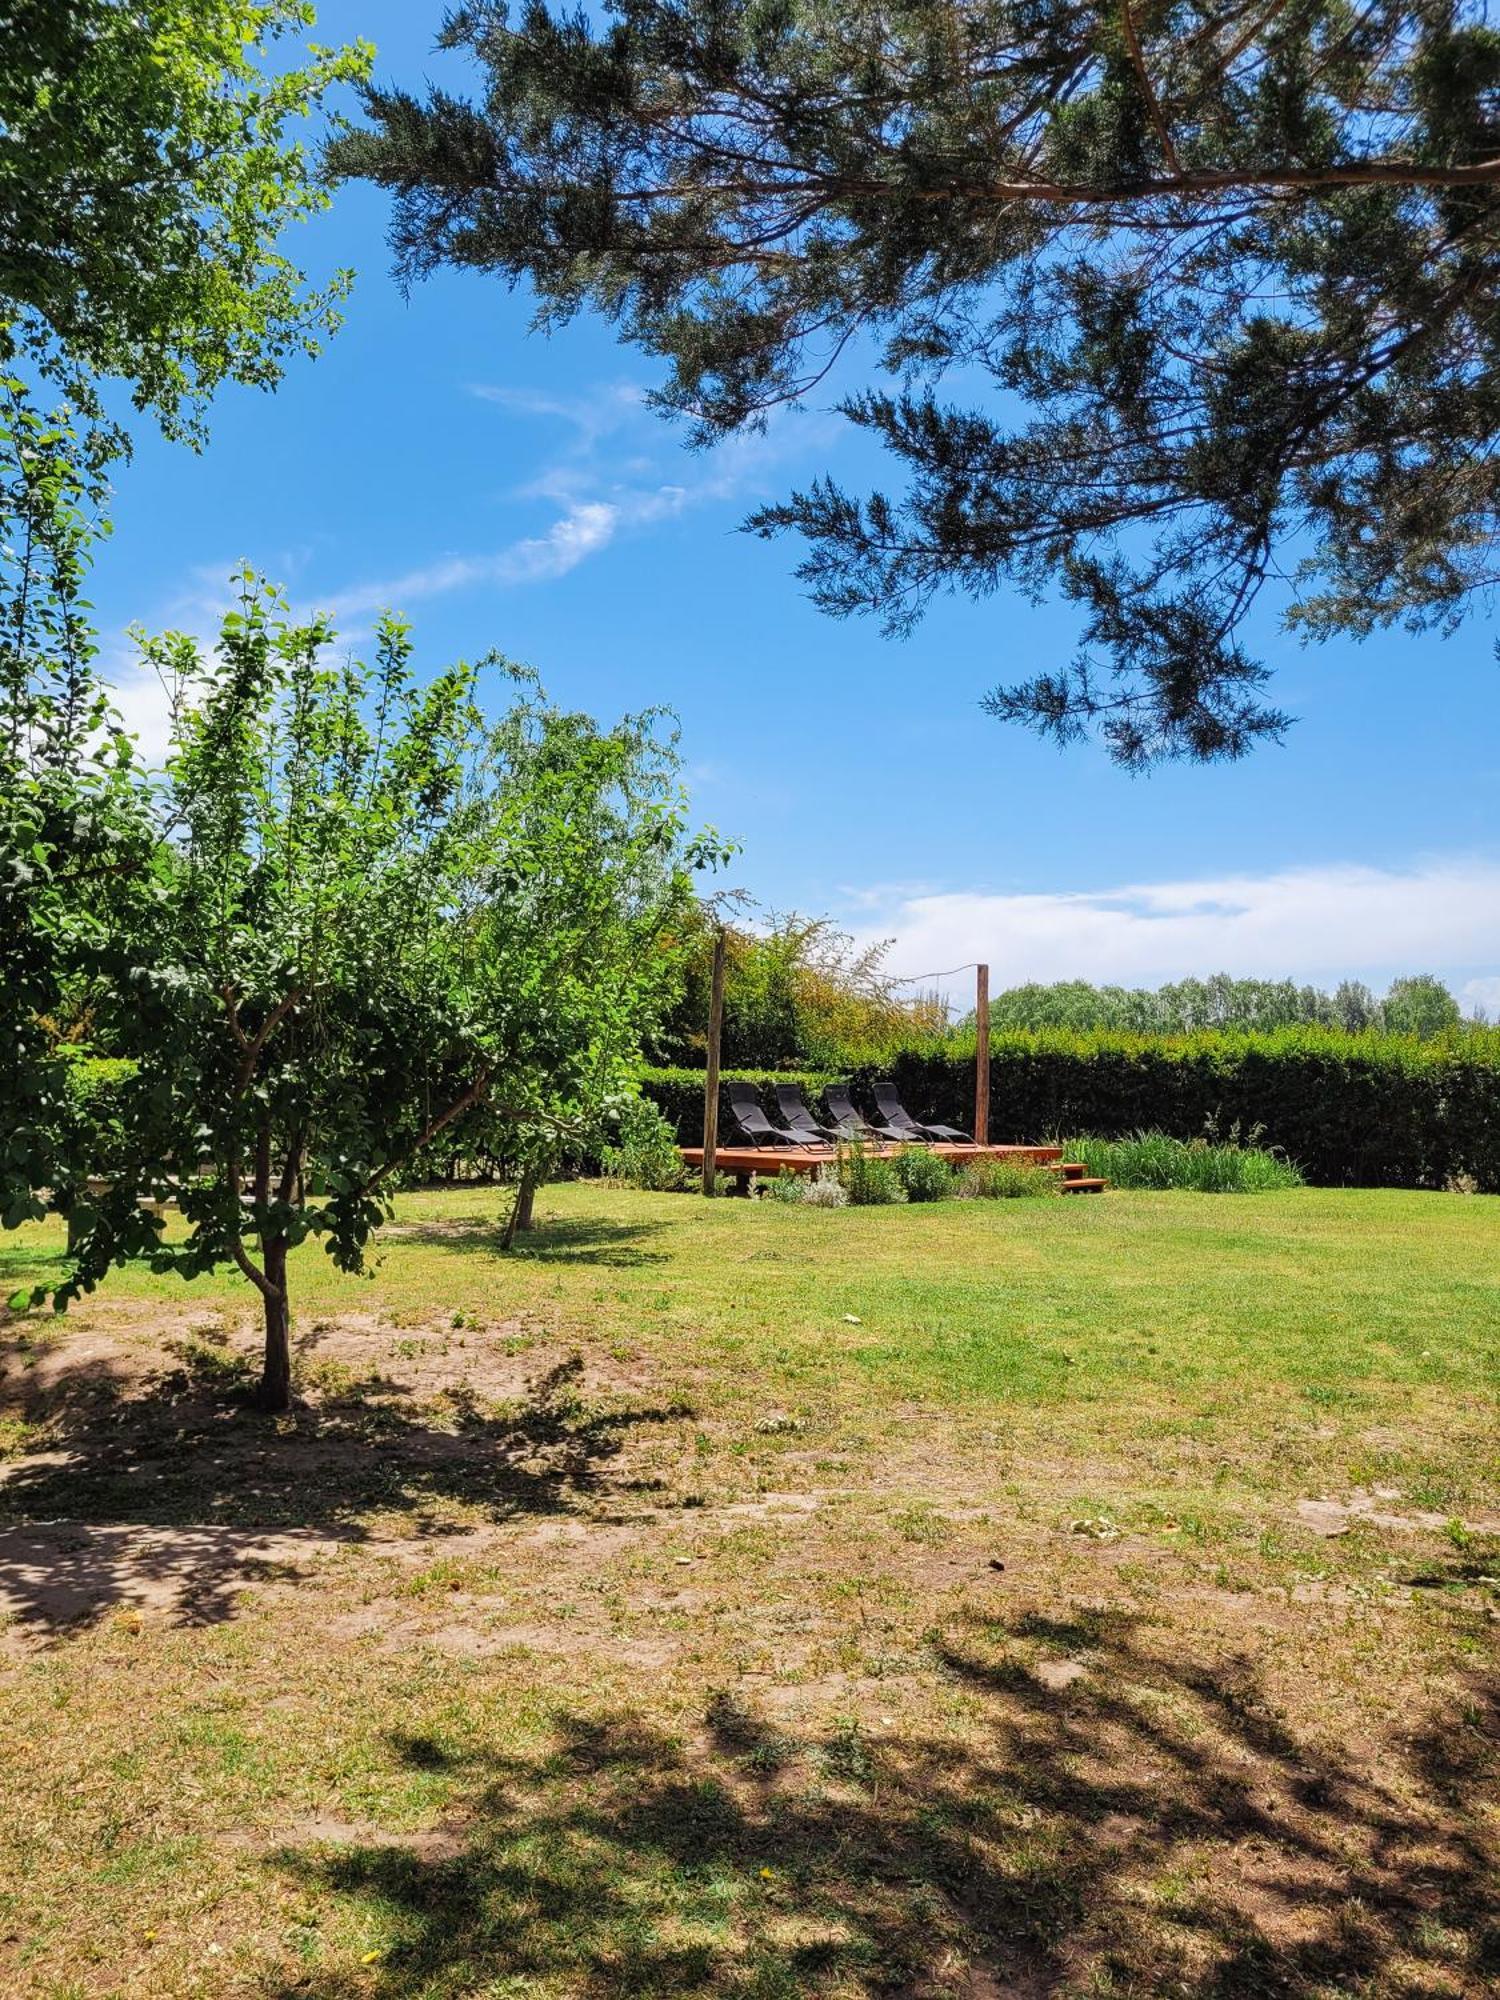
left=1119, top=0, right=1183, bottom=176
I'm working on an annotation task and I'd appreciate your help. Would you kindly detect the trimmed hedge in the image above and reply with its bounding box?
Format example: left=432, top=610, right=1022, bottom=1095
left=642, top=1067, right=834, bottom=1145
left=646, top=1030, right=1500, bottom=1191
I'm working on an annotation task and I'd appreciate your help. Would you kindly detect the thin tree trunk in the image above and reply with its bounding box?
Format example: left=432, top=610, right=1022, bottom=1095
left=502, top=1170, right=538, bottom=1249
left=256, top=1236, right=293, bottom=1412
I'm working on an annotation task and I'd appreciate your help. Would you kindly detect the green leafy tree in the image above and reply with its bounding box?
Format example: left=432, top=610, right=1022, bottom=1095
left=651, top=905, right=946, bottom=1067
left=0, top=387, right=151, bottom=1230
left=338, top=0, right=1500, bottom=764
left=968, top=972, right=1460, bottom=1039
left=1381, top=973, right=1462, bottom=1038
left=1330, top=978, right=1381, bottom=1033
left=2, top=1, right=369, bottom=443
left=48, top=578, right=706, bottom=1410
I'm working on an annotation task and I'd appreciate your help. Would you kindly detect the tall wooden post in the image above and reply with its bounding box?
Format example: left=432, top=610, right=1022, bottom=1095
left=701, top=926, right=727, bottom=1196
left=974, top=962, right=990, bottom=1147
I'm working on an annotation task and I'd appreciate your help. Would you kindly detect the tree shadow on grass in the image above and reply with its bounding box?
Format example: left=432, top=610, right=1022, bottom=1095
left=0, top=1242, right=71, bottom=1285
left=0, top=1348, right=688, bottom=1642
left=390, top=1212, right=672, bottom=1267
left=268, top=1608, right=1498, bottom=1998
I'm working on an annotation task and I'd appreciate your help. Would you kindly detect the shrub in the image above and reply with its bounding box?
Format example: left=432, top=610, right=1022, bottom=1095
left=801, top=1170, right=850, bottom=1208
left=763, top=1168, right=809, bottom=1204
left=1061, top=1131, right=1303, bottom=1192
left=955, top=1158, right=1059, bottom=1199
left=762, top=1168, right=848, bottom=1207
left=600, top=1096, right=687, bottom=1191
left=649, top=909, right=950, bottom=1069
left=892, top=1146, right=954, bottom=1202
left=837, top=1141, right=908, bottom=1206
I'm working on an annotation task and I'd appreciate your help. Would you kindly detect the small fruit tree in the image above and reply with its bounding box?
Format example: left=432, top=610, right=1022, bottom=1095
left=50, top=574, right=710, bottom=1409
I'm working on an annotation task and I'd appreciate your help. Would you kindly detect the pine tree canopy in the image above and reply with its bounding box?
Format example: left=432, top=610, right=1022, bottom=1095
left=335, top=0, right=1500, bottom=764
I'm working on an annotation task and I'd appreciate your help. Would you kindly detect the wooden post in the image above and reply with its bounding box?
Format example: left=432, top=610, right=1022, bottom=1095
left=701, top=926, right=727, bottom=1196
left=974, top=962, right=990, bottom=1147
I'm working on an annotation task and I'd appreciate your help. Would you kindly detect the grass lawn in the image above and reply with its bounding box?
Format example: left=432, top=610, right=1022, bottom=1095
left=0, top=1182, right=1496, bottom=1997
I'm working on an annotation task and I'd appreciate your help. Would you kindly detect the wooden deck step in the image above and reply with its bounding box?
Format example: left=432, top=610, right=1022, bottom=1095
left=1058, top=1175, right=1107, bottom=1194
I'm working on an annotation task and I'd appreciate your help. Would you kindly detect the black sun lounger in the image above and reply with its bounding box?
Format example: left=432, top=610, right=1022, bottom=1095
left=725, top=1080, right=821, bottom=1148
left=822, top=1084, right=887, bottom=1144
left=773, top=1083, right=837, bottom=1144
left=872, top=1081, right=972, bottom=1144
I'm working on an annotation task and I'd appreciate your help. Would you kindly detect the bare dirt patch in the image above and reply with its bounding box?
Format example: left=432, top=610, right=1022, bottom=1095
left=0, top=1310, right=689, bottom=1647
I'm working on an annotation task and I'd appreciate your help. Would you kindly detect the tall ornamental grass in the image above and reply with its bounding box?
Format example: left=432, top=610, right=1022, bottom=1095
left=1061, top=1132, right=1303, bottom=1192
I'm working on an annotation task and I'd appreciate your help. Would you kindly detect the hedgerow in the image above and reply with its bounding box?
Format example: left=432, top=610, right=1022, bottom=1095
left=644, top=1030, right=1500, bottom=1191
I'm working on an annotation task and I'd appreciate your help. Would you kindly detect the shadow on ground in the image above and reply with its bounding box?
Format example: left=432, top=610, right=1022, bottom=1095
left=388, top=1210, right=674, bottom=1267
left=268, top=1609, right=1499, bottom=1998
left=0, top=1340, right=685, bottom=1641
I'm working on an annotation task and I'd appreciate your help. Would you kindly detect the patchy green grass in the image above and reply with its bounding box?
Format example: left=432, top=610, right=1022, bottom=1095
left=0, top=1182, right=1496, bottom=1997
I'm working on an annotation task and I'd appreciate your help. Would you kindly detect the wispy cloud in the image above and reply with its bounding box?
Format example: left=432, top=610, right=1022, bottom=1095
left=847, top=859, right=1500, bottom=997
left=467, top=378, right=646, bottom=447
left=309, top=376, right=826, bottom=623
left=323, top=500, right=620, bottom=620
left=100, top=375, right=828, bottom=753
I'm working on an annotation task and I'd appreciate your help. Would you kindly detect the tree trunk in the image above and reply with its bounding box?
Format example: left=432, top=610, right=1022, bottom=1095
left=256, top=1236, right=293, bottom=1412
left=502, top=1170, right=538, bottom=1249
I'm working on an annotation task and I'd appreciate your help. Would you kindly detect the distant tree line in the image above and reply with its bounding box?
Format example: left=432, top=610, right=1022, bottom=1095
left=972, top=974, right=1467, bottom=1040
left=653, top=918, right=1476, bottom=1069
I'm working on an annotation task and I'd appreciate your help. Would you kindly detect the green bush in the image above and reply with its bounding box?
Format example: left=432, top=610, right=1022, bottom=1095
left=58, top=1053, right=137, bottom=1178
left=599, top=1096, right=687, bottom=1191
left=892, top=1145, right=954, bottom=1202
left=837, top=1141, right=908, bottom=1206
left=763, top=1168, right=809, bottom=1204
left=847, top=1028, right=1500, bottom=1192
left=955, top=1158, right=1059, bottom=1200
left=763, top=1167, right=848, bottom=1207
left=1061, top=1131, right=1304, bottom=1192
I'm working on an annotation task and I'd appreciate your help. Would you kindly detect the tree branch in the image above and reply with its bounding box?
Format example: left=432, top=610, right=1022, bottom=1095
left=493, top=153, right=1500, bottom=211
left=357, top=1065, right=495, bottom=1198
left=1120, top=0, right=1183, bottom=176
left=229, top=1236, right=276, bottom=1303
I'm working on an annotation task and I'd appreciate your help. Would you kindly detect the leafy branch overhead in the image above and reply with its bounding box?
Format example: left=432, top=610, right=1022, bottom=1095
left=0, top=1, right=370, bottom=443
left=339, top=0, right=1500, bottom=763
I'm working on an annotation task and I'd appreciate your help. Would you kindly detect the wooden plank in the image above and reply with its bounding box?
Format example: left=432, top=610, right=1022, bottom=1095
left=974, top=961, right=990, bottom=1147
left=701, top=926, right=727, bottom=1197
left=680, top=1142, right=1066, bottom=1176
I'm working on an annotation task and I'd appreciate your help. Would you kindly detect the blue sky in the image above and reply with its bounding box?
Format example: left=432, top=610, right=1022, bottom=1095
left=92, top=1, right=1500, bottom=1010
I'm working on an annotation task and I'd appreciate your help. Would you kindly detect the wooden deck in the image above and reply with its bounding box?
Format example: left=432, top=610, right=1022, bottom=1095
left=680, top=1142, right=1106, bottom=1194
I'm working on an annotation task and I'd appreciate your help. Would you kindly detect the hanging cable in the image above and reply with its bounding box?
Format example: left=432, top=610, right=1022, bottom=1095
left=886, top=960, right=980, bottom=987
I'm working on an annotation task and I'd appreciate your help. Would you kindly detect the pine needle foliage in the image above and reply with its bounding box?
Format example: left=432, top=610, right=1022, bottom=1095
left=337, top=0, right=1500, bottom=764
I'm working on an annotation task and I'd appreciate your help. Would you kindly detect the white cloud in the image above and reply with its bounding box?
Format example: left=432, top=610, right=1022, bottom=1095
left=309, top=384, right=817, bottom=622
left=849, top=859, right=1500, bottom=997
left=101, top=376, right=828, bottom=697
left=109, top=657, right=177, bottom=764
left=1460, top=975, right=1500, bottom=1019
left=467, top=378, right=647, bottom=448
left=322, top=500, right=621, bottom=621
